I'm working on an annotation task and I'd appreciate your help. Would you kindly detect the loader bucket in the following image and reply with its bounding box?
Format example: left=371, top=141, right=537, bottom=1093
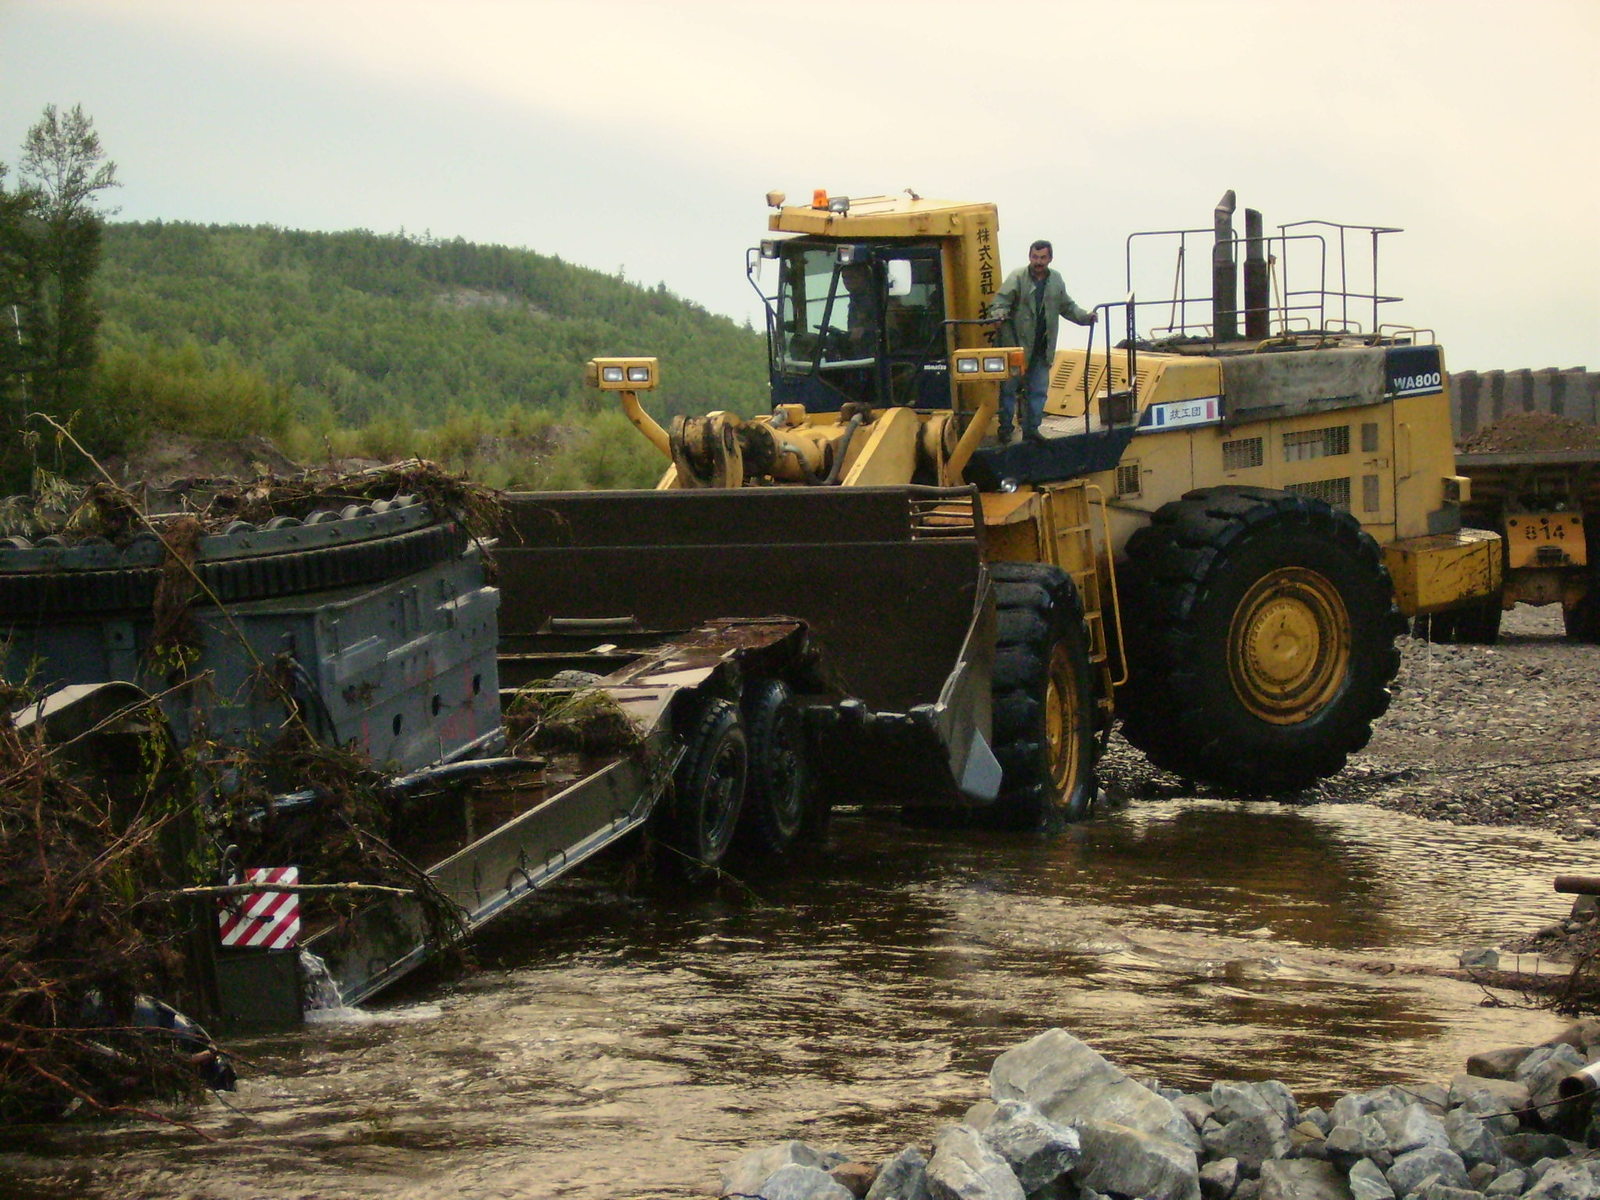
left=495, top=485, right=994, bottom=806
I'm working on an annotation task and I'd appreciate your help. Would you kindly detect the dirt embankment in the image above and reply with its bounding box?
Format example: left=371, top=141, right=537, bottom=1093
left=1458, top=410, right=1600, bottom=453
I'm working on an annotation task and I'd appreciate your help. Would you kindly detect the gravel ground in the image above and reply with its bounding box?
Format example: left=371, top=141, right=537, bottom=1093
left=1101, top=603, right=1600, bottom=837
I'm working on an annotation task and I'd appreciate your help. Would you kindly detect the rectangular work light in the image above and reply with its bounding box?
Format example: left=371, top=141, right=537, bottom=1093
left=586, top=356, right=660, bottom=390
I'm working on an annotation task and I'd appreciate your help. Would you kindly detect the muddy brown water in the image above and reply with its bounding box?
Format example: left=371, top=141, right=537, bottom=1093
left=0, top=799, right=1581, bottom=1200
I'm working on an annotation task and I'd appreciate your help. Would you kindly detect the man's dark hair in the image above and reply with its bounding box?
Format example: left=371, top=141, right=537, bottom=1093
left=1029, top=239, right=1053, bottom=255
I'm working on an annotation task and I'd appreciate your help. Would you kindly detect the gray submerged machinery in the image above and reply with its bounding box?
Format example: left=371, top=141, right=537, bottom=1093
left=1, top=481, right=1009, bottom=1030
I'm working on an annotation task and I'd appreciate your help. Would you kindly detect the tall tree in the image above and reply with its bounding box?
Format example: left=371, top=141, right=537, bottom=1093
left=0, top=162, right=43, bottom=488
left=9, top=104, right=119, bottom=465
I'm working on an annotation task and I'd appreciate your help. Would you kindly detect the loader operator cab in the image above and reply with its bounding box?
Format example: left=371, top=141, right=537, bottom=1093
left=758, top=240, right=949, bottom=414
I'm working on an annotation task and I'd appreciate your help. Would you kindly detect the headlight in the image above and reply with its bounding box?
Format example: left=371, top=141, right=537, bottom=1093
left=587, top=356, right=661, bottom=390
left=948, top=347, right=1022, bottom=382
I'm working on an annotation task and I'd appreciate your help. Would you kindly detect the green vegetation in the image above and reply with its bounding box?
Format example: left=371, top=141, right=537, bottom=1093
left=0, top=105, right=766, bottom=491
left=89, top=222, right=767, bottom=488
left=0, top=104, right=120, bottom=491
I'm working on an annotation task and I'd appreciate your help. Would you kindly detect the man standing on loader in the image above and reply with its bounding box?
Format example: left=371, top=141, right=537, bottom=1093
left=988, top=240, right=1097, bottom=443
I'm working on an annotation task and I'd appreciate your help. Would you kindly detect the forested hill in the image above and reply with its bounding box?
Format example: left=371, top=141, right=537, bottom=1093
left=96, top=221, right=766, bottom=426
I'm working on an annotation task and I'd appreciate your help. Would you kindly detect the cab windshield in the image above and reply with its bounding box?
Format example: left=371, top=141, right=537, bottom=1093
left=762, top=242, right=948, bottom=412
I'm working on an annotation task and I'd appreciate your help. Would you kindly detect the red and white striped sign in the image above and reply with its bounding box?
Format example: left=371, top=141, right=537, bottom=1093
left=217, top=866, right=302, bottom=949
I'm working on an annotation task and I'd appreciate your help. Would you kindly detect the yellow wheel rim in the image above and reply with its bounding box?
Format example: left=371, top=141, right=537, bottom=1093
left=1228, top=567, right=1350, bottom=725
left=1044, top=642, right=1084, bottom=800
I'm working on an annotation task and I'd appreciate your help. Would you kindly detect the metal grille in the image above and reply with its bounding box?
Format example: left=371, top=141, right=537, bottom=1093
left=1362, top=474, right=1381, bottom=513
left=1282, top=425, right=1351, bottom=462
left=1222, top=437, right=1264, bottom=471
left=1361, top=422, right=1380, bottom=453
left=908, top=488, right=979, bottom=539
left=1115, top=462, right=1141, bottom=497
left=1286, top=477, right=1352, bottom=510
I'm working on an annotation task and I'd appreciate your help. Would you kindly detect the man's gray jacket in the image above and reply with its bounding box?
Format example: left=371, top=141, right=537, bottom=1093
left=989, top=267, right=1094, bottom=367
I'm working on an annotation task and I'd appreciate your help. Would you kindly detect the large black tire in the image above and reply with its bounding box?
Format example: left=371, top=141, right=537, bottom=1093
left=987, top=562, right=1099, bottom=828
left=736, top=679, right=812, bottom=856
left=663, top=698, right=748, bottom=870
left=1411, top=609, right=1459, bottom=644
left=1452, top=597, right=1504, bottom=644
left=1565, top=576, right=1600, bottom=643
left=1413, top=597, right=1502, bottom=644
left=1118, top=486, right=1405, bottom=793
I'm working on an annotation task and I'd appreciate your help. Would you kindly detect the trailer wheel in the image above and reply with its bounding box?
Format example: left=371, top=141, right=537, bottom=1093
left=737, top=679, right=811, bottom=856
left=665, top=698, right=748, bottom=870
left=988, top=563, right=1099, bottom=828
left=1451, top=597, right=1504, bottom=644
left=1118, top=486, right=1404, bottom=793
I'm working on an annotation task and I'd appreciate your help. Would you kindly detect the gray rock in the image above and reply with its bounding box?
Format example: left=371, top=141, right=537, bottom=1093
left=833, top=1162, right=880, bottom=1200
left=1415, top=1185, right=1484, bottom=1200
left=1386, top=1146, right=1471, bottom=1195
left=926, top=1125, right=1025, bottom=1200
left=1516, top=1045, right=1587, bottom=1115
left=1467, top=1048, right=1535, bottom=1082
left=1501, top=1133, right=1575, bottom=1165
left=1235, top=1180, right=1262, bottom=1200
left=758, top=1164, right=858, bottom=1200
left=1443, top=1108, right=1503, bottom=1170
left=1523, top=1161, right=1600, bottom=1200
left=1348, top=1158, right=1395, bottom=1200
left=1449, top=1076, right=1532, bottom=1135
left=866, top=1146, right=931, bottom=1200
left=1378, top=1105, right=1450, bottom=1156
left=1200, top=1157, right=1241, bottom=1200
left=1326, top=1115, right=1394, bottom=1168
left=1288, top=1121, right=1329, bottom=1161
left=723, top=1141, right=839, bottom=1197
left=1466, top=1164, right=1499, bottom=1190
left=1302, top=1108, right=1332, bottom=1136
left=1411, top=1085, right=1451, bottom=1117
left=989, top=1029, right=1202, bottom=1153
left=1531, top=1157, right=1560, bottom=1180
left=1213, top=1081, right=1298, bottom=1129
left=980, top=1100, right=1081, bottom=1193
left=1484, top=1170, right=1527, bottom=1197
left=1547, top=1021, right=1600, bottom=1061
left=1258, top=1159, right=1354, bottom=1200
left=1204, top=1112, right=1293, bottom=1176
left=1179, top=1095, right=1219, bottom=1133
left=965, top=1100, right=999, bottom=1132
left=1074, top=1120, right=1202, bottom=1200
left=1331, top=1089, right=1412, bottom=1130
left=1459, top=947, right=1500, bottom=971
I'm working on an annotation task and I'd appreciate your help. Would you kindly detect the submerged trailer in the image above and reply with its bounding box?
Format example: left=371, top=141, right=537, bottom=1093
left=1, top=481, right=1006, bottom=1028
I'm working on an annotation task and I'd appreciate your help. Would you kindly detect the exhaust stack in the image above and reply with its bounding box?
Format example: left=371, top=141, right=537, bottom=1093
left=1244, top=207, right=1270, bottom=340
left=1212, top=190, right=1238, bottom=341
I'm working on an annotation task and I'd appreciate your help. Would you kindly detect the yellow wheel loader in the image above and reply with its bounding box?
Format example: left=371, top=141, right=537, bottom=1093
left=497, top=190, right=1500, bottom=836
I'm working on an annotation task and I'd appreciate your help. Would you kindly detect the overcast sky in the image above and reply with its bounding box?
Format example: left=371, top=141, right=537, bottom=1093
left=2, top=0, right=1596, bottom=372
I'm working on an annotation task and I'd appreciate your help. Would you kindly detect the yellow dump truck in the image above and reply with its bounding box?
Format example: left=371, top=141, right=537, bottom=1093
left=496, top=190, right=1501, bottom=840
